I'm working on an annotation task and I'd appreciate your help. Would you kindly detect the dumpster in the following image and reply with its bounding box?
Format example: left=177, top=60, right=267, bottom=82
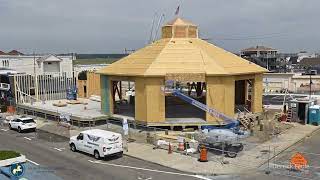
left=308, top=105, right=320, bottom=126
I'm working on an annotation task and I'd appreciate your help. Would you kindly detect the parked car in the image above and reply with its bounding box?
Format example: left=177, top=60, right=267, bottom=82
left=9, top=117, right=37, bottom=133
left=69, top=129, right=123, bottom=159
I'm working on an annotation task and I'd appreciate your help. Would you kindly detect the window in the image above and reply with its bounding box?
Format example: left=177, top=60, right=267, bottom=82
left=2, top=60, right=9, bottom=67
left=77, top=133, right=84, bottom=140
left=22, top=119, right=35, bottom=123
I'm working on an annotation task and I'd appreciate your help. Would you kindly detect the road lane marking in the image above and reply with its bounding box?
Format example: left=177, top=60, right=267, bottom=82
left=53, top=148, right=63, bottom=152
left=27, top=159, right=40, bottom=166
left=0, top=129, right=8, bottom=131
left=193, top=175, right=214, bottom=180
left=88, top=160, right=204, bottom=179
left=138, top=176, right=152, bottom=180
left=24, top=137, right=32, bottom=141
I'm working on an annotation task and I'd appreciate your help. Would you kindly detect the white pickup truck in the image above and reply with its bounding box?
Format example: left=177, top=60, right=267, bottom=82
left=69, top=129, right=123, bottom=159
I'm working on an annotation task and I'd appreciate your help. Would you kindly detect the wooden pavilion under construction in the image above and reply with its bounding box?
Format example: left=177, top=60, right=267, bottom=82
left=97, top=17, right=268, bottom=126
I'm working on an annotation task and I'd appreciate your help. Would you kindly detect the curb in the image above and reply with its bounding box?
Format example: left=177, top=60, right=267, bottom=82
left=123, top=150, right=198, bottom=174
left=123, top=148, right=229, bottom=176
left=36, top=129, right=70, bottom=141
left=0, top=155, right=26, bottom=167
left=123, top=150, right=217, bottom=176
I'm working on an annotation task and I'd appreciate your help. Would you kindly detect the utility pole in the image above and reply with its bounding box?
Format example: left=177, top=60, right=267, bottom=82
left=266, top=52, right=269, bottom=71
left=308, top=66, right=312, bottom=100
left=309, top=73, right=312, bottom=100
left=33, top=51, right=36, bottom=76
left=33, top=51, right=39, bottom=101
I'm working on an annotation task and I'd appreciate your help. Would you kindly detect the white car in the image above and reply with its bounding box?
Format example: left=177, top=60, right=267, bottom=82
left=9, top=117, right=37, bottom=133
left=69, top=129, right=123, bottom=159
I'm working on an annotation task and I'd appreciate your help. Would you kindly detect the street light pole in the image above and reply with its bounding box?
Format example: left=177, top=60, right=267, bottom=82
left=309, top=73, right=312, bottom=100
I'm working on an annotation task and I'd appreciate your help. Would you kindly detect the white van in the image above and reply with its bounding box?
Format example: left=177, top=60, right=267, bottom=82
left=69, top=129, right=123, bottom=159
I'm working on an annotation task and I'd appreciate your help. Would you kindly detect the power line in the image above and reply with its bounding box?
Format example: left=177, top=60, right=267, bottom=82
left=213, top=34, right=290, bottom=41
left=207, top=32, right=292, bottom=41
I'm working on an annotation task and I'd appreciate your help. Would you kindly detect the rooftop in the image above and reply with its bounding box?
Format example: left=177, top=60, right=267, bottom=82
left=241, top=46, right=278, bottom=52
left=98, top=18, right=267, bottom=78
left=6, top=50, right=24, bottom=55
left=299, top=57, right=320, bottom=66
left=164, top=17, right=197, bottom=26
left=81, top=129, right=121, bottom=137
left=0, top=50, right=24, bottom=56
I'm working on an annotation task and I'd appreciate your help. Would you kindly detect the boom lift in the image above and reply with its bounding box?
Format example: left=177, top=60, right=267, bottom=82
left=167, top=88, right=247, bottom=157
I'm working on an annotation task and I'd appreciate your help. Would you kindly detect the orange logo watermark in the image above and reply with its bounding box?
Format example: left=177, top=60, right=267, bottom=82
left=290, top=152, right=308, bottom=170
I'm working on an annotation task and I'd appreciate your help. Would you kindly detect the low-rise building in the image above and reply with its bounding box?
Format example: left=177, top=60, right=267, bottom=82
left=0, top=50, right=74, bottom=75
left=264, top=73, right=320, bottom=93
left=241, top=45, right=278, bottom=72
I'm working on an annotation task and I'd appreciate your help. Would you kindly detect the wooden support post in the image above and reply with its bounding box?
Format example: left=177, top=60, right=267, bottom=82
left=252, top=74, right=263, bottom=113
left=119, top=81, right=122, bottom=100
left=196, top=82, right=202, bottom=97
left=187, top=82, right=191, bottom=96
left=112, top=81, right=117, bottom=103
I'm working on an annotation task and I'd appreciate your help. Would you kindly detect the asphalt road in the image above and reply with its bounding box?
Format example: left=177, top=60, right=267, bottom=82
left=239, top=128, right=320, bottom=180
left=2, top=124, right=320, bottom=180
left=0, top=127, right=199, bottom=180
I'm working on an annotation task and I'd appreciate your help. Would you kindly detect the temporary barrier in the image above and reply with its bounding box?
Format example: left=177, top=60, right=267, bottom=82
left=198, top=145, right=208, bottom=162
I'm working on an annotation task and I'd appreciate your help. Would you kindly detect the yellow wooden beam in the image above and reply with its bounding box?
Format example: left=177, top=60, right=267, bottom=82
left=251, top=74, right=263, bottom=113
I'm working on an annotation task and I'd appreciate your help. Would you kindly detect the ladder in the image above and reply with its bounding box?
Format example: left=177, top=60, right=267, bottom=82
left=237, top=112, right=255, bottom=130
left=287, top=107, right=297, bottom=122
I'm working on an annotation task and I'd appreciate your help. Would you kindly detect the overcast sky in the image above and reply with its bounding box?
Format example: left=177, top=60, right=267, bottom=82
left=0, top=0, right=319, bottom=54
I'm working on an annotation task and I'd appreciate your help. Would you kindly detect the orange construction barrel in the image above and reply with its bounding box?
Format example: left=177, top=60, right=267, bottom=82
left=7, top=106, right=15, bottom=113
left=198, top=145, right=208, bottom=162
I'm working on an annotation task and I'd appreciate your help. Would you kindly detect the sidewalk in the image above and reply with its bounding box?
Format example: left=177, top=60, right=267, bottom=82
left=35, top=119, right=320, bottom=174
left=125, top=124, right=320, bottom=175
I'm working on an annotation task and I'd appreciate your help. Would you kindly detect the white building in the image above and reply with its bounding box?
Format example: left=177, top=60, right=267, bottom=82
left=0, top=53, right=74, bottom=75
left=73, top=64, right=108, bottom=73
left=264, top=73, right=320, bottom=93
left=297, top=51, right=317, bottom=63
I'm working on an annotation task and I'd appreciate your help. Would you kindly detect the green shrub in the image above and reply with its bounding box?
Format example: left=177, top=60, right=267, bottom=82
left=0, top=151, right=21, bottom=160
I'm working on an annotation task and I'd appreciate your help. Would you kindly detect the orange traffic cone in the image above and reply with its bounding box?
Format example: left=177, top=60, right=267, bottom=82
left=198, top=145, right=208, bottom=162
left=168, top=143, right=172, bottom=154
